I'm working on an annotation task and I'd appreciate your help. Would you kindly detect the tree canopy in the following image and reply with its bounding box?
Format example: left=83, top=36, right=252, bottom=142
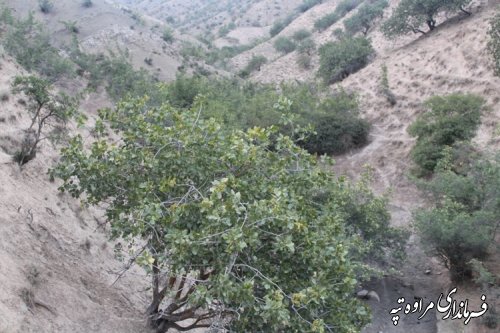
left=52, top=96, right=405, bottom=332
left=381, top=0, right=472, bottom=37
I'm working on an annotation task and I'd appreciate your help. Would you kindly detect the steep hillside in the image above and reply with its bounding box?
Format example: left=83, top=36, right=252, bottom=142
left=110, top=0, right=303, bottom=43
left=5, top=0, right=183, bottom=81
left=0, top=54, right=153, bottom=332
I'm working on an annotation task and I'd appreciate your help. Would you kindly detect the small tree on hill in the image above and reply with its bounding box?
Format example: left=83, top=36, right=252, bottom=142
left=344, top=0, right=388, bottom=36
left=11, top=75, right=81, bottom=165
left=488, top=13, right=500, bottom=77
left=318, top=36, right=374, bottom=84
left=382, top=0, right=473, bottom=37
left=82, top=0, right=93, bottom=7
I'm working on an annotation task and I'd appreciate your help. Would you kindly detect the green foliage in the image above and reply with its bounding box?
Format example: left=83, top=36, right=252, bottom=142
left=408, top=94, right=485, bottom=175
left=318, top=36, right=374, bottom=84
left=270, top=15, right=294, bottom=37
left=488, top=13, right=500, bottom=76
left=39, top=0, right=53, bottom=14
left=415, top=148, right=500, bottom=281
left=162, top=27, right=174, bottom=43
left=314, top=13, right=339, bottom=31
left=61, top=20, right=79, bottom=34
left=296, top=53, right=312, bottom=69
left=379, top=64, right=396, bottom=105
left=52, top=96, right=404, bottom=332
left=299, top=90, right=370, bottom=155
left=239, top=55, right=267, bottom=77
left=382, top=0, right=473, bottom=37
left=335, top=0, right=364, bottom=17
left=297, top=0, right=323, bottom=13
left=297, top=37, right=316, bottom=55
left=218, top=22, right=236, bottom=37
left=3, top=13, right=74, bottom=82
left=344, top=0, right=388, bottom=36
left=11, top=75, right=82, bottom=165
left=273, top=36, right=297, bottom=54
left=82, top=0, right=93, bottom=8
left=292, top=29, right=311, bottom=42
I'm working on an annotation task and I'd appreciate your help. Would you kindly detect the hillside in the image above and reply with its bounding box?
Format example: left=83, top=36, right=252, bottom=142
left=0, top=0, right=499, bottom=332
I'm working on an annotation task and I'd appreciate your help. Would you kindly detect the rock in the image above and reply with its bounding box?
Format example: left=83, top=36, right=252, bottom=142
left=425, top=269, right=432, bottom=275
left=368, top=291, right=381, bottom=302
left=357, top=290, right=369, bottom=298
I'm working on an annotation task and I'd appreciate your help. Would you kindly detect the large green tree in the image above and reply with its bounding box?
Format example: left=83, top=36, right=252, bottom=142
left=52, top=97, right=405, bottom=332
left=382, top=0, right=472, bottom=37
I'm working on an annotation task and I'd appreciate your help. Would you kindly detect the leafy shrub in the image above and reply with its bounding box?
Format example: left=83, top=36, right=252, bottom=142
left=314, top=13, right=339, bottom=31
left=335, top=0, right=364, bottom=17
left=162, top=27, right=174, bottom=43
left=415, top=148, right=500, bottom=281
left=299, top=91, right=370, bottom=154
left=61, top=20, right=79, bottom=33
left=82, top=0, right=92, bottom=7
left=408, top=94, right=485, bottom=175
left=273, top=36, right=297, bottom=54
left=488, top=13, right=500, bottom=76
left=382, top=0, right=472, bottom=37
left=379, top=64, right=396, bottom=105
left=297, top=38, right=316, bottom=56
left=239, top=55, right=267, bottom=77
left=292, top=29, right=311, bottom=42
left=39, top=0, right=53, bottom=14
left=344, top=0, right=388, bottom=36
left=52, top=96, right=404, bottom=332
left=269, top=15, right=294, bottom=37
left=318, top=36, right=374, bottom=84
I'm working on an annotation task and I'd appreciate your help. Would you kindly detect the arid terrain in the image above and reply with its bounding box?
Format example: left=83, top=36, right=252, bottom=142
left=0, top=0, right=499, bottom=332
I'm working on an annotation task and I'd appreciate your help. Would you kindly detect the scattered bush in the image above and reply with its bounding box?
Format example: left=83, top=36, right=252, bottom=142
left=39, top=0, right=53, bottom=14
left=408, top=94, right=485, bottom=175
left=379, top=64, right=396, bottom=105
left=273, top=36, right=297, bottom=54
left=314, top=13, right=339, bottom=31
left=82, top=0, right=92, bottom=7
left=292, top=29, right=311, bottom=42
left=344, top=0, right=388, bottom=36
left=162, top=27, right=174, bottom=43
left=382, top=0, right=473, bottom=37
left=335, top=0, right=364, bottom=17
left=297, top=37, right=316, bottom=55
left=415, top=147, right=500, bottom=281
left=488, top=13, right=500, bottom=76
left=269, top=15, right=294, bottom=37
left=318, top=36, right=374, bottom=84
left=239, top=55, right=267, bottom=77
left=61, top=20, right=79, bottom=34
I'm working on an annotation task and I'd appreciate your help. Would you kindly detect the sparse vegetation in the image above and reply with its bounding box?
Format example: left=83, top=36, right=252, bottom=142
left=297, top=37, right=316, bottom=56
left=408, top=94, right=485, bottom=175
left=488, top=13, right=500, bottom=76
left=270, top=15, right=294, bottom=37
left=314, top=12, right=339, bottom=31
left=318, top=36, right=374, bottom=84
left=273, top=36, right=297, bottom=54
left=382, top=0, right=473, bottom=37
left=38, top=0, right=53, bottom=14
left=344, top=0, right=388, bottom=36
left=11, top=75, right=82, bottom=165
left=82, top=0, right=93, bottom=8
left=61, top=20, right=79, bottom=34
left=292, top=29, right=311, bottom=42
left=314, top=0, right=364, bottom=31
left=239, top=55, right=267, bottom=77
left=296, top=53, right=312, bottom=69
left=379, top=64, right=396, bottom=105
left=162, top=27, right=174, bottom=43
left=297, top=0, right=323, bottom=13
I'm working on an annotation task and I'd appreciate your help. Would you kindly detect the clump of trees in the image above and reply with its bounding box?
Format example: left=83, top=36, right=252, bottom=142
left=314, top=12, right=339, bottom=31
left=382, top=0, right=473, bottom=37
left=318, top=36, right=374, bottom=84
left=408, top=93, right=485, bottom=175
left=414, top=145, right=500, bottom=281
left=11, top=75, right=82, bottom=165
left=488, top=13, right=500, bottom=76
left=314, top=0, right=364, bottom=31
left=344, top=0, right=388, bottom=36
left=52, top=96, right=406, bottom=332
